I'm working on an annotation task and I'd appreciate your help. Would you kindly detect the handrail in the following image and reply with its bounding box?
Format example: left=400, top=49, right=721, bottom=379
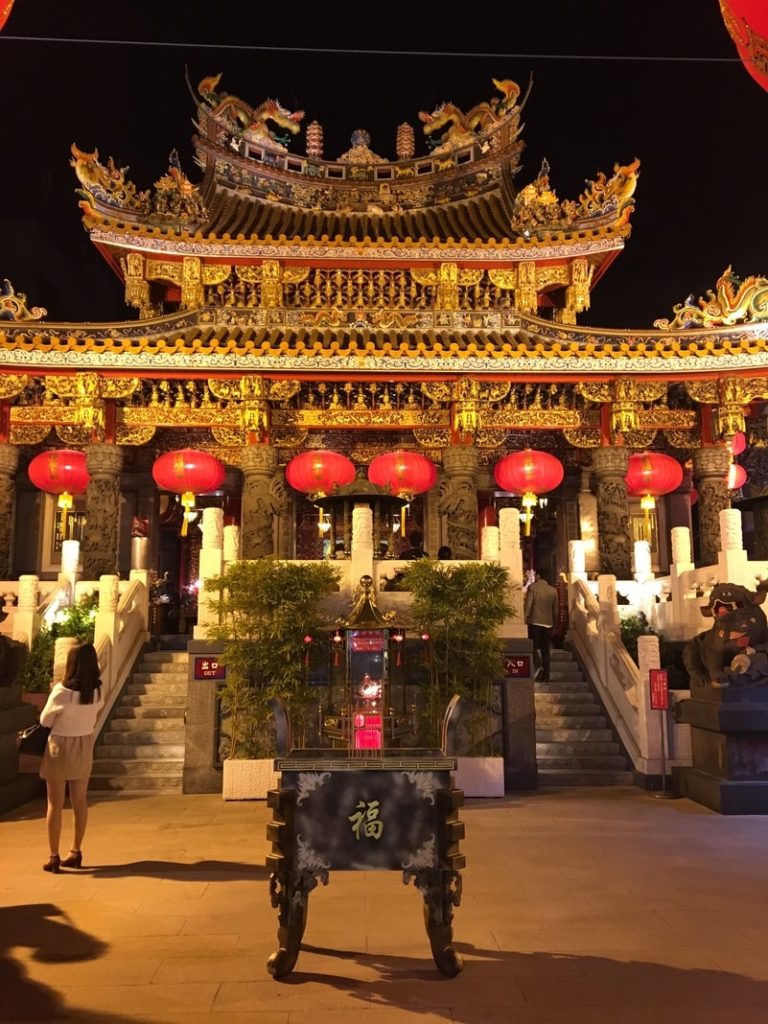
left=94, top=579, right=150, bottom=735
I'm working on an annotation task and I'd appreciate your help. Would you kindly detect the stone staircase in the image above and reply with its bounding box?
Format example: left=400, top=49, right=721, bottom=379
left=91, top=650, right=188, bottom=792
left=535, top=648, right=634, bottom=787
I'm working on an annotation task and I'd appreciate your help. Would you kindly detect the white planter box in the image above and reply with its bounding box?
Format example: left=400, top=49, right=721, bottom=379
left=222, top=758, right=279, bottom=800
left=454, top=757, right=505, bottom=798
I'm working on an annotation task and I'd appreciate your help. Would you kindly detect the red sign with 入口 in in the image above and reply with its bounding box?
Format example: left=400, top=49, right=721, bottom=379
left=649, top=668, right=669, bottom=710
left=503, top=655, right=532, bottom=678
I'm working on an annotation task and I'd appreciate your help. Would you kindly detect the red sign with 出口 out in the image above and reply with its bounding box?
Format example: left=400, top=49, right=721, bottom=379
left=649, top=668, right=669, bottom=710
left=193, top=657, right=226, bottom=681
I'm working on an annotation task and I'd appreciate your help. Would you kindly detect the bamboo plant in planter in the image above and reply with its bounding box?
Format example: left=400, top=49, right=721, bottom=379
left=205, top=558, right=340, bottom=799
left=402, top=559, right=513, bottom=797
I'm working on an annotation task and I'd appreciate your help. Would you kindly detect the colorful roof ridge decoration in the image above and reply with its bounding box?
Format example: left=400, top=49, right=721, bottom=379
left=653, top=266, right=768, bottom=330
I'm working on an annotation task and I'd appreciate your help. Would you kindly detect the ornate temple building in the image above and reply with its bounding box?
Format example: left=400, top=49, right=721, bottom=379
left=1, top=74, right=768, bottom=590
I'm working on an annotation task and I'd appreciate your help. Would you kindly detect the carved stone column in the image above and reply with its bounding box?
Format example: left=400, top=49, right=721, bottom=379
left=439, top=445, right=479, bottom=560
left=241, top=445, right=281, bottom=559
left=592, top=447, right=631, bottom=580
left=0, top=444, right=19, bottom=579
left=82, top=444, right=123, bottom=580
left=692, top=446, right=731, bottom=567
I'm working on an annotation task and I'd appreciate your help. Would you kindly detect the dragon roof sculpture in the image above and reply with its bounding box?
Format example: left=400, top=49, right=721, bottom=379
left=654, top=267, right=768, bottom=329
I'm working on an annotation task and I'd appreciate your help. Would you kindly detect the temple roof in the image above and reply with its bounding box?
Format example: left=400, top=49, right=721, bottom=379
left=70, top=76, right=639, bottom=257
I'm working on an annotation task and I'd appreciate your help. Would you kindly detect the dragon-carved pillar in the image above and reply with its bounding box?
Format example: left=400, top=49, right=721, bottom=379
left=692, top=446, right=731, bottom=567
left=0, top=444, right=19, bottom=578
left=82, top=444, right=123, bottom=579
left=241, top=445, right=284, bottom=559
left=439, top=445, right=479, bottom=560
left=592, top=447, right=632, bottom=580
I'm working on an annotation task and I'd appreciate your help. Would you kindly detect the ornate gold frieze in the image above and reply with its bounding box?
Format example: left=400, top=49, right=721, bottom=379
left=0, top=374, right=30, bottom=399
left=182, top=256, right=204, bottom=310
left=116, top=426, right=156, bottom=445
left=480, top=408, right=582, bottom=428
left=270, top=407, right=448, bottom=428
left=211, top=427, right=246, bottom=447
left=121, top=405, right=238, bottom=427
left=270, top=427, right=308, bottom=448
left=12, top=403, right=77, bottom=424
left=413, top=428, right=452, bottom=449
left=621, top=429, right=656, bottom=448
left=664, top=428, right=701, bottom=449
left=9, top=425, right=51, bottom=445
left=639, top=407, right=697, bottom=429
left=55, top=425, right=90, bottom=445
left=685, top=376, right=768, bottom=439
left=563, top=428, right=601, bottom=448
left=146, top=259, right=182, bottom=284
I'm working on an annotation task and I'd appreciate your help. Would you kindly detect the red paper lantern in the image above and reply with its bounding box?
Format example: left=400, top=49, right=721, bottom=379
left=720, top=1, right=768, bottom=92
left=152, top=448, right=225, bottom=536
left=367, top=450, right=438, bottom=496
left=285, top=451, right=356, bottom=496
left=368, top=450, right=437, bottom=537
left=729, top=431, right=747, bottom=456
left=625, top=452, right=683, bottom=501
left=728, top=463, right=748, bottom=490
left=0, top=1, right=15, bottom=32
left=494, top=449, right=564, bottom=535
left=29, top=449, right=90, bottom=535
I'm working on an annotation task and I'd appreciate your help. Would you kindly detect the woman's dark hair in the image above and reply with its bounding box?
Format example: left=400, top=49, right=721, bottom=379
left=437, top=545, right=452, bottom=560
left=62, top=643, right=102, bottom=704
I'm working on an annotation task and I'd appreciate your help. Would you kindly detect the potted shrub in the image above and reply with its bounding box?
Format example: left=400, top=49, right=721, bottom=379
left=21, top=592, right=98, bottom=706
left=403, top=559, right=513, bottom=797
left=205, top=558, right=340, bottom=799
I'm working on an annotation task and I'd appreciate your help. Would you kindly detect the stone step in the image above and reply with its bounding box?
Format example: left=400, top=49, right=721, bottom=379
left=535, top=681, right=590, bottom=694
left=126, top=680, right=187, bottom=695
left=547, top=670, right=584, bottom=682
left=114, top=706, right=186, bottom=719
left=535, top=701, right=601, bottom=716
left=536, top=715, right=608, bottom=730
left=91, top=759, right=184, bottom=776
left=109, top=718, right=185, bottom=732
left=538, top=769, right=636, bottom=787
left=550, top=650, right=576, bottom=661
left=536, top=728, right=614, bottom=743
left=94, top=743, right=185, bottom=758
left=89, top=775, right=183, bottom=792
left=537, top=740, right=621, bottom=756
left=130, top=671, right=188, bottom=685
left=534, top=692, right=597, bottom=704
left=537, top=755, right=630, bottom=770
left=141, top=651, right=189, bottom=664
left=121, top=694, right=187, bottom=708
left=102, top=730, right=186, bottom=745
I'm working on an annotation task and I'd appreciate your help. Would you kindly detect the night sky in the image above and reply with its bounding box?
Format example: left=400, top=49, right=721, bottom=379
left=1, top=1, right=766, bottom=329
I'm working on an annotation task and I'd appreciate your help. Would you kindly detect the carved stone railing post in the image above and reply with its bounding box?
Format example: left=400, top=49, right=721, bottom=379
left=0, top=444, right=19, bottom=580
left=692, top=446, right=731, bottom=568
left=241, top=445, right=279, bottom=559
left=439, top=445, right=479, bottom=560
left=82, top=444, right=123, bottom=580
left=592, top=447, right=631, bottom=580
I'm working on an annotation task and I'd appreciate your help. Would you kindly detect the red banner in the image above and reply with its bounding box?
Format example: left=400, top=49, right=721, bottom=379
left=649, top=668, right=669, bottom=710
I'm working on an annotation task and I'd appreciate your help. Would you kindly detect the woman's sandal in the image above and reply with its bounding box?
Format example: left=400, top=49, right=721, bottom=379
left=43, top=854, right=61, bottom=873
left=60, top=850, right=83, bottom=869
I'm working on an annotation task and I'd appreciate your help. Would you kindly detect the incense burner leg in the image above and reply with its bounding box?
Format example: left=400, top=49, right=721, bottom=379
left=267, top=868, right=323, bottom=979
left=406, top=868, right=464, bottom=977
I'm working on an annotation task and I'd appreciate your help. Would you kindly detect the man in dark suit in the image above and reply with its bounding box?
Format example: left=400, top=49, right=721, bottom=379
left=524, top=570, right=559, bottom=681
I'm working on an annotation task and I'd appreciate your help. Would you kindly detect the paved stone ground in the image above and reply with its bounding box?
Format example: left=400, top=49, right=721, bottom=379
left=3, top=787, right=768, bottom=1023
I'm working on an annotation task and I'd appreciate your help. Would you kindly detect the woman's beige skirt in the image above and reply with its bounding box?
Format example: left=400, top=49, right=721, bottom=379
left=40, top=734, right=95, bottom=781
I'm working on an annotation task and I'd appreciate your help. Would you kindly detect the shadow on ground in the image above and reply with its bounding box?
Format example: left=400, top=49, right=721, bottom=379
left=0, top=903, right=146, bottom=1023
left=288, top=941, right=768, bottom=1021
left=86, top=859, right=269, bottom=881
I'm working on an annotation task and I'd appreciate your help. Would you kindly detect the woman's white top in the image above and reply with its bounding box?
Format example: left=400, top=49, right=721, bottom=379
left=40, top=683, right=103, bottom=737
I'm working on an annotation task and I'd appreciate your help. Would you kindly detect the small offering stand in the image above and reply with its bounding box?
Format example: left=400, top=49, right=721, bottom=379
left=265, top=577, right=465, bottom=979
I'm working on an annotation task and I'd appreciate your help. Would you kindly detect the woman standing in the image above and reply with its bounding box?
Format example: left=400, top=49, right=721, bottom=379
left=39, top=643, right=103, bottom=872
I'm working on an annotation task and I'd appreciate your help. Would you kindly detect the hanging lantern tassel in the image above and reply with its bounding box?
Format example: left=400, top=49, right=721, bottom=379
left=58, top=491, right=73, bottom=541
left=317, top=503, right=324, bottom=535
left=180, top=490, right=196, bottom=537
left=640, top=494, right=656, bottom=542
left=522, top=492, right=537, bottom=537
left=332, top=631, right=343, bottom=667
left=401, top=501, right=410, bottom=537
left=304, top=635, right=313, bottom=667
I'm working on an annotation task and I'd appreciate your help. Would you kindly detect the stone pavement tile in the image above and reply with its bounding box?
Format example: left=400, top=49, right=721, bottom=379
left=111, top=932, right=242, bottom=957
left=50, top=911, right=186, bottom=938
left=367, top=972, right=528, bottom=1011
left=152, top=954, right=268, bottom=984
left=213, top=979, right=373, bottom=1012
left=179, top=912, right=269, bottom=935
left=131, top=895, right=260, bottom=918
left=57, top=982, right=219, bottom=1016
left=617, top=1010, right=768, bottom=1024
left=237, top=928, right=370, bottom=955
left=159, top=1015, right=288, bottom=1024
left=288, top=1011, right=454, bottom=1024
left=491, top=924, right=756, bottom=954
